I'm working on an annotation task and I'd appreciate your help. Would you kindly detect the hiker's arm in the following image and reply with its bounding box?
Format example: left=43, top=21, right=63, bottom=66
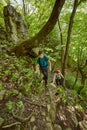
left=60, top=73, right=64, bottom=78
left=48, top=60, right=51, bottom=72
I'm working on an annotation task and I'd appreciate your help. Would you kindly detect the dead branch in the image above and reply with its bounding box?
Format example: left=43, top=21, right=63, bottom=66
left=12, top=109, right=34, bottom=123
left=23, top=98, right=46, bottom=108
left=2, top=122, right=21, bottom=128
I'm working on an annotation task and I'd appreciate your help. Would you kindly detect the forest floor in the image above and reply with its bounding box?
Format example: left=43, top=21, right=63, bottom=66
left=0, top=81, right=59, bottom=129
left=0, top=45, right=86, bottom=130
left=0, top=82, right=84, bottom=130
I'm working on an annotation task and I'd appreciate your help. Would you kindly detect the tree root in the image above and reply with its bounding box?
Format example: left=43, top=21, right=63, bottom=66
left=2, top=122, right=21, bottom=128
left=12, top=109, right=34, bottom=123
left=23, top=98, right=46, bottom=108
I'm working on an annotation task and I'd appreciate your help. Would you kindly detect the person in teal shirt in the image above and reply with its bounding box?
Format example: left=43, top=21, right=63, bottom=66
left=35, top=50, right=51, bottom=87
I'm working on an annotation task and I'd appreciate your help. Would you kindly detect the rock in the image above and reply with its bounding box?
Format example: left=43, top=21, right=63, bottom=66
left=49, top=108, right=56, bottom=122
left=46, top=116, right=51, bottom=122
left=15, top=124, right=21, bottom=130
left=33, top=125, right=37, bottom=130
left=0, top=117, right=4, bottom=126
left=3, top=4, right=28, bottom=42
left=46, top=122, right=53, bottom=130
left=71, top=112, right=78, bottom=127
left=47, top=104, right=51, bottom=112
left=30, top=116, right=35, bottom=122
left=79, top=120, right=87, bottom=130
left=54, top=124, right=62, bottom=130
left=41, top=112, right=46, bottom=116
left=84, top=114, right=87, bottom=121
left=65, top=106, right=78, bottom=128
left=65, top=128, right=72, bottom=130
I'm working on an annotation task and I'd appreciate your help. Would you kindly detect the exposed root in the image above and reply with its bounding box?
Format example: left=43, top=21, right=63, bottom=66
left=2, top=122, right=21, bottom=128
left=12, top=109, right=34, bottom=123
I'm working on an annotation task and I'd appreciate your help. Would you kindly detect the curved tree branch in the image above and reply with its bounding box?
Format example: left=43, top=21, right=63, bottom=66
left=78, top=0, right=87, bottom=6
left=2, top=122, right=21, bottom=129
left=11, top=0, right=65, bottom=57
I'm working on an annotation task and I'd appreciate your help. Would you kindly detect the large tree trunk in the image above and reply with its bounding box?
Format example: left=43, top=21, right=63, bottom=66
left=11, top=0, right=65, bottom=57
left=62, top=0, right=78, bottom=86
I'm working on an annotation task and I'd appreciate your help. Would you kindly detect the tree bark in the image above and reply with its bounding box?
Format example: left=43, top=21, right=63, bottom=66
left=22, top=0, right=26, bottom=16
left=77, top=47, right=87, bottom=93
left=62, top=0, right=78, bottom=86
left=77, top=74, right=85, bottom=94
left=58, top=18, right=64, bottom=68
left=72, top=70, right=79, bottom=89
left=11, top=0, right=65, bottom=57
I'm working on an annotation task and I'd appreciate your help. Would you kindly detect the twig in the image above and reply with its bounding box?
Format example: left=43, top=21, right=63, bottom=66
left=78, top=0, right=83, bottom=6
left=12, top=109, right=34, bottom=123
left=23, top=98, right=46, bottom=108
left=2, top=122, right=21, bottom=128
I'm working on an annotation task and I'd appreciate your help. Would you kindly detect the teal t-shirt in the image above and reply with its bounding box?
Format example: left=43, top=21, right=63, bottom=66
left=37, top=56, right=49, bottom=69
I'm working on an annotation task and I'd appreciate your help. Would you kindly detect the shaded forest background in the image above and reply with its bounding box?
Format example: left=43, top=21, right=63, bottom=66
left=0, top=0, right=87, bottom=130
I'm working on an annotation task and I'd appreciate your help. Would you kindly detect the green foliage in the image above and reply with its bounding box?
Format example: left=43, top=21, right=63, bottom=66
left=78, top=94, right=87, bottom=109
left=0, top=0, right=87, bottom=112
left=11, top=72, right=19, bottom=81
left=6, top=101, right=13, bottom=111
left=12, top=89, right=19, bottom=95
left=75, top=104, right=84, bottom=112
left=23, top=83, right=32, bottom=96
left=6, top=100, right=24, bottom=113
left=80, top=86, right=87, bottom=96
left=0, top=18, right=4, bottom=26
left=0, top=42, right=45, bottom=96
left=17, top=92, right=22, bottom=99
left=65, top=74, right=75, bottom=89
left=0, top=83, right=3, bottom=90
left=0, top=0, right=6, bottom=26
left=16, top=101, right=24, bottom=109
left=31, top=74, right=44, bottom=94
left=65, top=74, right=81, bottom=91
left=56, top=88, right=67, bottom=104
left=19, top=0, right=55, bottom=36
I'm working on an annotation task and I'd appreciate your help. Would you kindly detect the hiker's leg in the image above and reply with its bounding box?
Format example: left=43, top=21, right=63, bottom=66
left=56, top=78, right=59, bottom=86
left=44, top=70, right=48, bottom=87
left=42, top=69, right=48, bottom=87
left=59, top=79, right=62, bottom=85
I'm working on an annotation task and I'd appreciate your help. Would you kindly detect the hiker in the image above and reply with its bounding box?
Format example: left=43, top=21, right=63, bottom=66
left=53, top=69, right=64, bottom=86
left=35, top=50, right=51, bottom=87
